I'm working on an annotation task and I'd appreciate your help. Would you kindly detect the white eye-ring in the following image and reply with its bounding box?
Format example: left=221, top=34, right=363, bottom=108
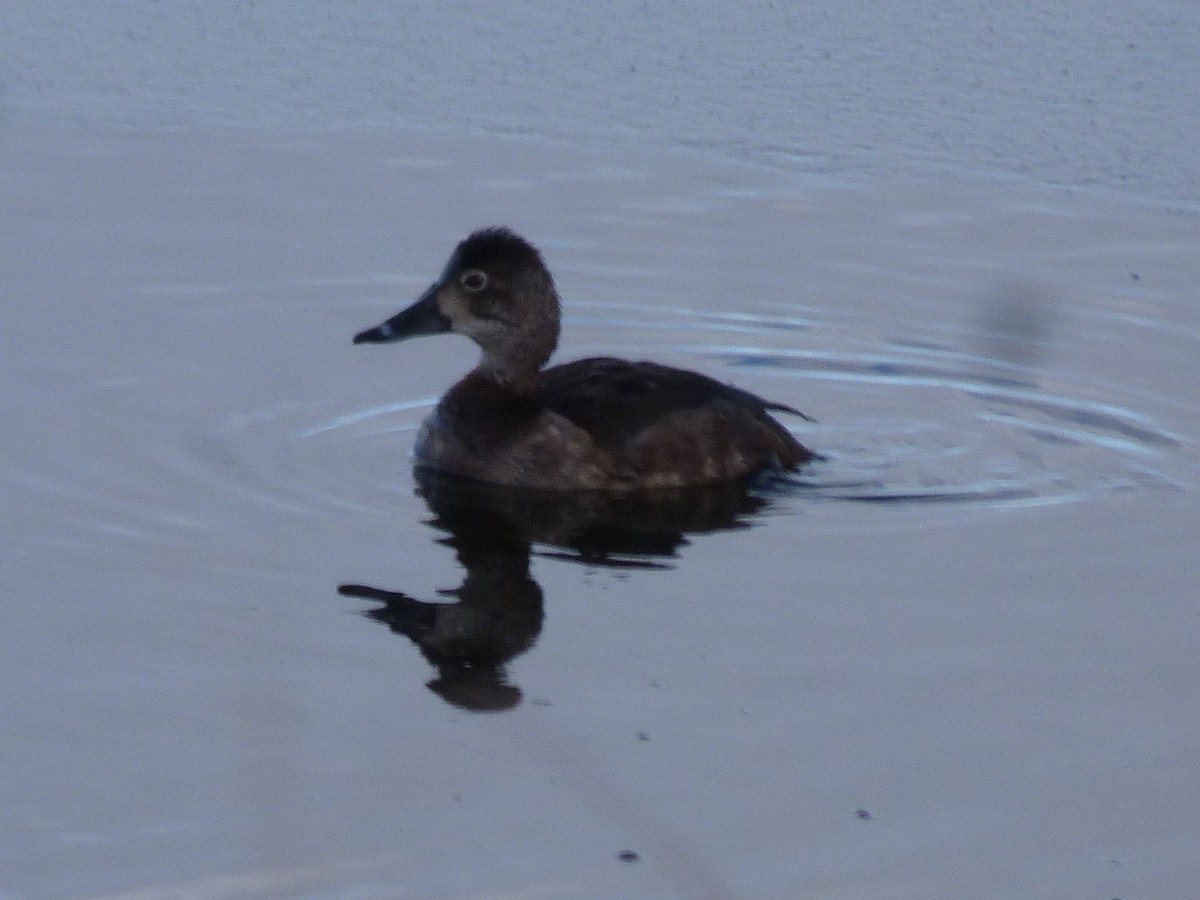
left=460, top=269, right=488, bottom=292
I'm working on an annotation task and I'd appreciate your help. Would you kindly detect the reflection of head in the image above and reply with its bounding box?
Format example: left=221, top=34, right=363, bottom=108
left=431, top=569, right=544, bottom=664
left=427, top=672, right=522, bottom=713
left=348, top=572, right=544, bottom=675
left=342, top=578, right=538, bottom=713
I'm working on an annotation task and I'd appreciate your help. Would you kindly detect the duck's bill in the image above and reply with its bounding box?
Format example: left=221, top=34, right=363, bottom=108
left=353, top=284, right=452, bottom=344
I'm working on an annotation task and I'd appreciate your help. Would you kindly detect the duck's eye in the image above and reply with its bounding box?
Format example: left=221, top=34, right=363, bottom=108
left=459, top=270, right=488, bottom=292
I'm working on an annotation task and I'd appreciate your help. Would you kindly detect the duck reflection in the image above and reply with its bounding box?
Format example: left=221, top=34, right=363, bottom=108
left=338, top=467, right=777, bottom=712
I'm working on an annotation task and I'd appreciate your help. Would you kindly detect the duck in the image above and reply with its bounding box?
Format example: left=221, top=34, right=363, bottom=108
left=353, top=227, right=814, bottom=491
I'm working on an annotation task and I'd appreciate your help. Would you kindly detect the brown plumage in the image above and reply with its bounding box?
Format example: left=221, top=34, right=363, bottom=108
left=353, top=228, right=814, bottom=490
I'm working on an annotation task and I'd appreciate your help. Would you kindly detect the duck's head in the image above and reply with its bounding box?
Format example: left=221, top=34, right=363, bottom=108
left=354, top=228, right=561, bottom=382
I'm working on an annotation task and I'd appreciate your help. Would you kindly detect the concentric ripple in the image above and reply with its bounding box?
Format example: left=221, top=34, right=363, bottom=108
left=202, top=302, right=1196, bottom=519
left=715, top=342, right=1186, bottom=508
left=190, top=397, right=436, bottom=520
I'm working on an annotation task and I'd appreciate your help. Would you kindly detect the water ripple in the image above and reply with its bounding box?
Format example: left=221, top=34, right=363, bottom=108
left=197, top=306, right=1195, bottom=518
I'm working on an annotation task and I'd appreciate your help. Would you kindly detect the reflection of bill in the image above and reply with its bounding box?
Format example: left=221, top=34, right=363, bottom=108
left=338, top=575, right=539, bottom=714
left=338, top=467, right=779, bottom=713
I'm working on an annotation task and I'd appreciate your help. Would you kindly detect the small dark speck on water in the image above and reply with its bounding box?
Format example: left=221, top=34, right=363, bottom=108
left=618, top=849, right=641, bottom=863
left=636, top=731, right=651, bottom=742
left=854, top=808, right=873, bottom=820
left=1130, top=272, right=1141, bottom=280
left=531, top=697, right=552, bottom=707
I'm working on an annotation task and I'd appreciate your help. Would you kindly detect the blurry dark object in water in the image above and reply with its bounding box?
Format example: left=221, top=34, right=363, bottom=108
left=338, top=468, right=781, bottom=712
left=979, top=280, right=1057, bottom=368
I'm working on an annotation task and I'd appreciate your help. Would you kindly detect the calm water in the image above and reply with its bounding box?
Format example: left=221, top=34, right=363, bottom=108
left=4, top=128, right=1198, bottom=899
left=4, top=4, right=1200, bottom=898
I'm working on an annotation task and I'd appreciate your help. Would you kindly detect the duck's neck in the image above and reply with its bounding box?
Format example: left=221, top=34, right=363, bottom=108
left=473, top=324, right=556, bottom=393
left=474, top=352, right=543, bottom=395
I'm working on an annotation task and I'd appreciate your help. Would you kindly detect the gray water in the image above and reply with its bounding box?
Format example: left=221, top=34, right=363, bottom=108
left=3, top=5, right=1200, bottom=899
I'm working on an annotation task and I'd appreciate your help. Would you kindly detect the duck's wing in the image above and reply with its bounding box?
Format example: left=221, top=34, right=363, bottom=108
left=539, top=357, right=814, bottom=476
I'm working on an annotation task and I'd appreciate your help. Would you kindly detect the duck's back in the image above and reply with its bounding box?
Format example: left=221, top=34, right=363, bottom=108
left=539, top=357, right=813, bottom=487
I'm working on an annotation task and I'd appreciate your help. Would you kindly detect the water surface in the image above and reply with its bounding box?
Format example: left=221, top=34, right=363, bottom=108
left=3, top=127, right=1199, bottom=898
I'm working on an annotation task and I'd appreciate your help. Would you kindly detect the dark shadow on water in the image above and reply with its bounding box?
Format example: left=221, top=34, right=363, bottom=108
left=338, top=467, right=780, bottom=713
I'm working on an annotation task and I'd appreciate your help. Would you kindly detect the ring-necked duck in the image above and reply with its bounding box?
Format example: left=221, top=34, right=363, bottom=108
left=353, top=228, right=814, bottom=490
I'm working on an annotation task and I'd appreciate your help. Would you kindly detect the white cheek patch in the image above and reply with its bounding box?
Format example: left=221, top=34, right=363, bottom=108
left=458, top=318, right=489, bottom=340
left=377, top=322, right=395, bottom=338
left=439, top=292, right=469, bottom=327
